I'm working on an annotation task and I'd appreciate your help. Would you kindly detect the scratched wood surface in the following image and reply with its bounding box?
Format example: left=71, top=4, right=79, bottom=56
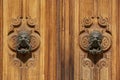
left=0, top=0, right=120, bottom=80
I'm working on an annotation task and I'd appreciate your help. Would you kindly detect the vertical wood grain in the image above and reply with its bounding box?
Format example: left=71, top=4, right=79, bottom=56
left=44, top=0, right=49, bottom=80
left=64, top=0, right=70, bottom=80
left=1, top=0, right=119, bottom=80
left=40, top=0, right=46, bottom=80
left=97, top=0, right=111, bottom=17
left=3, top=0, right=51, bottom=80
left=97, top=0, right=112, bottom=34
left=0, top=0, right=3, bottom=80
left=79, top=0, right=94, bottom=18
left=46, top=0, right=57, bottom=80
left=74, top=0, right=80, bottom=80
left=56, top=0, right=61, bottom=80
left=69, top=0, right=75, bottom=80
left=117, top=0, right=120, bottom=80
left=3, top=0, right=21, bottom=80
left=59, top=0, right=65, bottom=80
left=111, top=0, right=117, bottom=80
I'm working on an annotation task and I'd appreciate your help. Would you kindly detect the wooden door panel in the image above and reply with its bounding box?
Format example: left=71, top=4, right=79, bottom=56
left=2, top=0, right=57, bottom=80
left=0, top=0, right=3, bottom=80
left=117, top=1, right=120, bottom=80
left=0, top=0, right=119, bottom=80
left=60, top=0, right=117, bottom=80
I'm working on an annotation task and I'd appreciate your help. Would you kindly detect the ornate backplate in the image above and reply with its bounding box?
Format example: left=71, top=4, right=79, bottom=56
left=79, top=16, right=112, bottom=79
left=79, top=16, right=112, bottom=64
left=8, top=16, right=40, bottom=67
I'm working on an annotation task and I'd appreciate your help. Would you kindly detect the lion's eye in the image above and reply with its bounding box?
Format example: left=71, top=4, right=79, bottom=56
left=19, top=37, right=22, bottom=39
left=90, top=37, right=94, bottom=39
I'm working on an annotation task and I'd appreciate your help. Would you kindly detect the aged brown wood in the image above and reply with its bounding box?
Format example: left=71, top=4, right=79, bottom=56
left=0, top=0, right=120, bottom=80
left=2, top=0, right=57, bottom=80
left=0, top=0, right=3, bottom=80
left=117, top=0, right=120, bottom=80
left=60, top=0, right=118, bottom=80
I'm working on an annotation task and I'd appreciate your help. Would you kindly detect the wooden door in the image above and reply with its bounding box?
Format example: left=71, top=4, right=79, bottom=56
left=1, top=0, right=57, bottom=80
left=0, top=0, right=119, bottom=80
left=58, top=0, right=119, bottom=80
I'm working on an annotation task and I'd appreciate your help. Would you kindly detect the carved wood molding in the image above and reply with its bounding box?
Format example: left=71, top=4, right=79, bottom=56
left=8, top=16, right=40, bottom=67
left=79, top=16, right=112, bottom=64
left=79, top=16, right=112, bottom=80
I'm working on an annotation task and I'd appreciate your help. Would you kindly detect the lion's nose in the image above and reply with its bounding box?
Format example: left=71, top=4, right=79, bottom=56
left=21, top=37, right=26, bottom=40
left=94, top=37, right=97, bottom=41
left=22, top=37, right=25, bottom=39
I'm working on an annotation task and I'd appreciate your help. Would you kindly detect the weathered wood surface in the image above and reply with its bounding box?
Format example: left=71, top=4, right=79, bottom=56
left=0, top=0, right=119, bottom=80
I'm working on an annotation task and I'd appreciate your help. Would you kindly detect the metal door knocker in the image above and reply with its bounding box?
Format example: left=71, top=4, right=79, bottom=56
left=79, top=17, right=112, bottom=64
left=8, top=16, right=40, bottom=65
left=16, top=31, right=31, bottom=54
left=88, top=31, right=103, bottom=55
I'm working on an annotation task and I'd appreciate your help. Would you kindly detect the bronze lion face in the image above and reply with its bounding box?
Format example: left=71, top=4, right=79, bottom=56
left=16, top=31, right=31, bottom=54
left=88, top=31, right=103, bottom=54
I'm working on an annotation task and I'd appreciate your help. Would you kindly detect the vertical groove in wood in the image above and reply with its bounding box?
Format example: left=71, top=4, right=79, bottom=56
left=3, top=0, right=8, bottom=79
left=46, top=1, right=50, bottom=79
left=46, top=0, right=57, bottom=80
left=38, top=0, right=40, bottom=79
left=118, top=0, right=119, bottom=78
left=39, top=0, right=45, bottom=80
left=74, top=0, right=80, bottom=80
left=45, top=0, right=49, bottom=80
left=19, top=0, right=22, bottom=17
left=60, top=0, right=65, bottom=80
left=64, top=0, right=70, bottom=80
left=69, top=0, right=74, bottom=80
left=117, top=0, right=119, bottom=80
left=56, top=0, right=61, bottom=80
left=0, top=0, right=3, bottom=80
left=111, top=0, right=117, bottom=79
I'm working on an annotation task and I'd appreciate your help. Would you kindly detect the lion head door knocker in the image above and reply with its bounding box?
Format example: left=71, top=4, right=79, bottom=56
left=88, top=31, right=103, bottom=55
left=8, top=17, right=40, bottom=66
left=79, top=16, right=112, bottom=64
left=16, top=31, right=31, bottom=54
